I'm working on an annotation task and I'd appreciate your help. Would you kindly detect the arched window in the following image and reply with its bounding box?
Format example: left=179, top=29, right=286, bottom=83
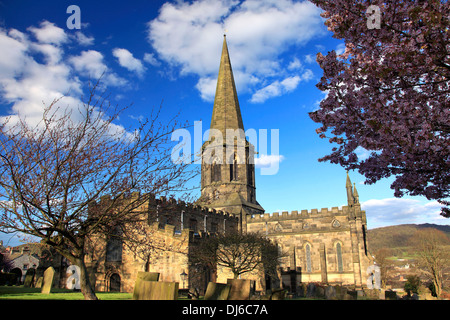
left=106, top=227, right=122, bottom=262
left=305, top=244, right=312, bottom=273
left=211, top=160, right=221, bottom=182
left=336, top=242, right=343, bottom=272
left=230, top=154, right=237, bottom=181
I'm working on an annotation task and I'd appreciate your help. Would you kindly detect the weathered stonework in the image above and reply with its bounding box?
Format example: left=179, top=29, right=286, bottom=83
left=84, top=35, right=372, bottom=294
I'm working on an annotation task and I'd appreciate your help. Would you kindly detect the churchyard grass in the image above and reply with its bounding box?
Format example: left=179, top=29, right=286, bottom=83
left=0, top=286, right=132, bottom=300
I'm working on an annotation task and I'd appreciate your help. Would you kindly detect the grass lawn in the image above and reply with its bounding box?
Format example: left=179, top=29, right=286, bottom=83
left=0, top=286, right=132, bottom=300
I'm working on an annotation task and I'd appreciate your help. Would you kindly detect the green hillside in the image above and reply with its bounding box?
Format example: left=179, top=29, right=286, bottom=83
left=367, top=223, right=450, bottom=254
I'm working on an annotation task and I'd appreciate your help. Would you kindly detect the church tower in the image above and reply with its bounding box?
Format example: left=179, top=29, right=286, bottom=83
left=198, top=35, right=264, bottom=231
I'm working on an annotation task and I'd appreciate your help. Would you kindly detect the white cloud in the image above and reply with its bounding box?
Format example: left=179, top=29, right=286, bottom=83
left=69, top=50, right=127, bottom=86
left=251, top=76, right=300, bottom=103
left=288, top=57, right=302, bottom=70
left=254, top=154, right=285, bottom=168
left=361, top=198, right=449, bottom=229
left=0, top=21, right=127, bottom=130
left=147, top=0, right=326, bottom=101
left=143, top=53, right=160, bottom=66
left=250, top=69, right=312, bottom=103
left=354, top=146, right=371, bottom=161
left=73, top=31, right=94, bottom=46
left=112, top=48, right=146, bottom=77
left=335, top=43, right=346, bottom=55
left=27, top=21, right=68, bottom=45
left=304, top=54, right=316, bottom=64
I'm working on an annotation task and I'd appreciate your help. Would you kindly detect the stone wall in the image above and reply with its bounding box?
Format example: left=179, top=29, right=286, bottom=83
left=85, top=192, right=239, bottom=293
left=247, top=205, right=372, bottom=288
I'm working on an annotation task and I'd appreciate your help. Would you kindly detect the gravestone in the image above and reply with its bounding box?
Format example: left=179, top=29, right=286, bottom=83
left=306, top=283, right=316, bottom=298
left=385, top=290, right=398, bottom=300
left=226, top=279, right=252, bottom=300
left=66, top=265, right=81, bottom=290
left=137, top=281, right=179, bottom=300
left=132, top=272, right=160, bottom=300
left=325, top=286, right=337, bottom=300
left=23, top=269, right=36, bottom=288
left=35, top=277, right=43, bottom=288
left=204, top=282, right=231, bottom=300
left=41, top=267, right=55, bottom=294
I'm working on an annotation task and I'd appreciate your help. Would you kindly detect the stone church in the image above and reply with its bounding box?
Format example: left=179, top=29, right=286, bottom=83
left=85, top=36, right=373, bottom=294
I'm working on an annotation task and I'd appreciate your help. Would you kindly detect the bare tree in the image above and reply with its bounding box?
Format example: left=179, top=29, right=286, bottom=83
left=190, top=232, right=282, bottom=281
left=373, top=248, right=393, bottom=289
left=0, top=81, right=198, bottom=299
left=412, top=228, right=449, bottom=298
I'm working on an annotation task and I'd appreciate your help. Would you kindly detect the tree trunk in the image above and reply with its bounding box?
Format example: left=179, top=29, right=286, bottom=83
left=75, top=257, right=98, bottom=300
left=433, top=276, right=442, bottom=298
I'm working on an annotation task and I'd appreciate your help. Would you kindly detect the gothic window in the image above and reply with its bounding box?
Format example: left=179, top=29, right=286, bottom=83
left=106, top=227, right=122, bottom=262
left=211, top=160, right=221, bottom=182
left=305, top=243, right=312, bottom=273
left=229, top=154, right=238, bottom=181
left=247, top=163, right=254, bottom=185
left=336, top=242, right=343, bottom=272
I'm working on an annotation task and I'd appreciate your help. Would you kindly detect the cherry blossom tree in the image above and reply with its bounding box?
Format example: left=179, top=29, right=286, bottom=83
left=309, top=0, right=449, bottom=217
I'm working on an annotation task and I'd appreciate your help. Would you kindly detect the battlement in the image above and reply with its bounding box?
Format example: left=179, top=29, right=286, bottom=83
left=97, top=192, right=238, bottom=221
left=248, top=206, right=351, bottom=222
left=95, top=191, right=239, bottom=235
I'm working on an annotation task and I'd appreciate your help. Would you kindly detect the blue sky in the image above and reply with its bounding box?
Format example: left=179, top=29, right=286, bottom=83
left=0, top=0, right=448, bottom=246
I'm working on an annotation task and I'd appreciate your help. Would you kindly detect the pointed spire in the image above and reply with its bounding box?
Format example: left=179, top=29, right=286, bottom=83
left=346, top=171, right=352, bottom=187
left=353, top=183, right=360, bottom=203
left=209, top=35, right=244, bottom=138
left=346, top=171, right=355, bottom=206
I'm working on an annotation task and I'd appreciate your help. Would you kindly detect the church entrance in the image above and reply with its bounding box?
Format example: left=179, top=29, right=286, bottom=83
left=109, top=273, right=121, bottom=292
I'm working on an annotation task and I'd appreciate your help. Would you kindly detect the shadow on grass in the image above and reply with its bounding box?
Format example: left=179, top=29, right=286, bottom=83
left=0, top=286, right=132, bottom=300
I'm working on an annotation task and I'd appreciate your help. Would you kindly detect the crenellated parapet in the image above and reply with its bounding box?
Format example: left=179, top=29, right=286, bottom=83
left=94, top=191, right=239, bottom=236
left=247, top=206, right=356, bottom=222
left=246, top=204, right=366, bottom=236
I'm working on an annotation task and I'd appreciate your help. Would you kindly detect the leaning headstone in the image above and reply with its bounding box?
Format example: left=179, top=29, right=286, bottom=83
left=227, top=279, right=252, bottom=300
left=325, top=286, right=337, bottom=300
left=306, top=283, right=316, bottom=298
left=41, top=267, right=55, bottom=294
left=335, top=285, right=346, bottom=299
left=23, top=269, right=36, bottom=288
left=137, top=281, right=179, bottom=300
left=35, top=277, right=43, bottom=289
left=316, top=285, right=325, bottom=298
left=132, top=272, right=160, bottom=300
left=204, top=282, right=231, bottom=300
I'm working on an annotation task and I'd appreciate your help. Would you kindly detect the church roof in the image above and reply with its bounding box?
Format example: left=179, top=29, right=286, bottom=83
left=209, top=35, right=244, bottom=138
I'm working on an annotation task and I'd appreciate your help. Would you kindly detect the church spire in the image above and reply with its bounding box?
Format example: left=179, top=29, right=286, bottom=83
left=346, top=171, right=354, bottom=206
left=353, top=183, right=360, bottom=204
left=209, top=35, right=244, bottom=138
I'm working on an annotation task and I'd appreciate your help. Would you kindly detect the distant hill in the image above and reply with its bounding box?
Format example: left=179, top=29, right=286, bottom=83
left=367, top=223, right=450, bottom=254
